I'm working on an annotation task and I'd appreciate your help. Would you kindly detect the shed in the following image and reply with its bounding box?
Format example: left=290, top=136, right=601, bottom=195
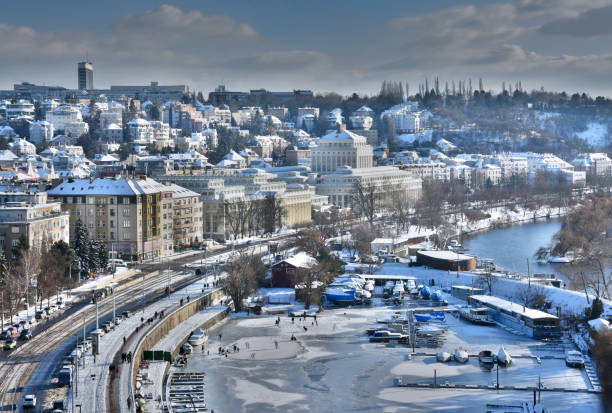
left=271, top=252, right=317, bottom=288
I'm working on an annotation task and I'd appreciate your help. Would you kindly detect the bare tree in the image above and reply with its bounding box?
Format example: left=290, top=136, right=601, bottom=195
left=592, top=331, right=612, bottom=409
left=431, top=220, right=457, bottom=250
left=515, top=284, right=549, bottom=310
left=353, top=181, right=378, bottom=226
left=476, top=271, right=497, bottom=295
left=296, top=262, right=332, bottom=309
left=14, top=248, right=41, bottom=311
left=295, top=229, right=325, bottom=257
left=222, top=253, right=258, bottom=312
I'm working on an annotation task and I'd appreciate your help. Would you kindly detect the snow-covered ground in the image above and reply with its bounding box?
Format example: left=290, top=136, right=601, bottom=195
left=576, top=122, right=609, bottom=147
left=183, top=304, right=601, bottom=412
left=380, top=262, right=610, bottom=319
left=67, top=272, right=221, bottom=413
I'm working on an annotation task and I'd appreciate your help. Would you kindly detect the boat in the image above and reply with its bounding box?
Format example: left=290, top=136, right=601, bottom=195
left=414, top=312, right=445, bottom=323
left=549, top=256, right=572, bottom=264
left=437, top=351, right=452, bottom=362
left=431, top=290, right=443, bottom=301
left=324, top=286, right=357, bottom=303
left=454, top=349, right=469, bottom=363
left=369, top=330, right=409, bottom=343
left=420, top=286, right=432, bottom=299
left=459, top=307, right=495, bottom=325
left=497, top=346, right=512, bottom=366
left=189, top=334, right=208, bottom=346
left=478, top=350, right=495, bottom=369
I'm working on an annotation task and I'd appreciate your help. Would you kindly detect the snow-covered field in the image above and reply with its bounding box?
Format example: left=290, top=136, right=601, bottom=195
left=184, top=301, right=602, bottom=413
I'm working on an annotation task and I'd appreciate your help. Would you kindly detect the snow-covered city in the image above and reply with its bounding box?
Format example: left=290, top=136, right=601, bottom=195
left=4, top=2, right=612, bottom=413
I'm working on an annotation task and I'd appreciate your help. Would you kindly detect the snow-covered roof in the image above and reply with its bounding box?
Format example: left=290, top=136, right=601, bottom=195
left=319, top=129, right=366, bottom=142
left=470, top=295, right=558, bottom=320
left=48, top=177, right=168, bottom=196
left=417, top=250, right=474, bottom=261
left=105, top=123, right=122, bottom=130
left=278, top=252, right=317, bottom=269
left=223, top=150, right=245, bottom=161
left=588, top=318, right=610, bottom=333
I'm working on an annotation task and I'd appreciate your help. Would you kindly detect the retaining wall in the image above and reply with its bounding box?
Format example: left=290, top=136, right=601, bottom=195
left=129, top=288, right=228, bottom=404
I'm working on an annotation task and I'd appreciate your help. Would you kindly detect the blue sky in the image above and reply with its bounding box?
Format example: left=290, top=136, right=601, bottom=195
left=3, top=0, right=612, bottom=96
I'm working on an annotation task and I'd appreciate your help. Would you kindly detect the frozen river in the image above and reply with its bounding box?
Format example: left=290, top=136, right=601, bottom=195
left=182, top=305, right=601, bottom=412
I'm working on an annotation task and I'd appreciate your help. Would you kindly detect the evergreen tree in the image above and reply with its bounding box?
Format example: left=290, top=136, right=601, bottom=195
left=96, top=241, right=109, bottom=272
left=73, top=219, right=90, bottom=273
left=591, top=297, right=604, bottom=320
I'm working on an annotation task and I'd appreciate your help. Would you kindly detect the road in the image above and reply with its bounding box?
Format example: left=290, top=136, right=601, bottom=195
left=0, top=234, right=293, bottom=412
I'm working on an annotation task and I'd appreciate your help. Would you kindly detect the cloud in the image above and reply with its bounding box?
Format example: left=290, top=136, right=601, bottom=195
left=109, top=4, right=259, bottom=45
left=538, top=5, right=612, bottom=37
left=216, top=50, right=331, bottom=73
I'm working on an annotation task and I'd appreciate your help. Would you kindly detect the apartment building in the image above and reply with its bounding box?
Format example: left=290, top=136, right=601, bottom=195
left=48, top=177, right=177, bottom=261
left=0, top=191, right=69, bottom=255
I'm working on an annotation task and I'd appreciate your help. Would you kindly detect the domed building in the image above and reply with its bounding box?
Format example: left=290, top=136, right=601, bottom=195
left=311, top=127, right=373, bottom=173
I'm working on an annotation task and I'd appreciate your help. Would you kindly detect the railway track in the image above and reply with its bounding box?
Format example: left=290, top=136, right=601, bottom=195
left=0, top=233, right=295, bottom=411
left=0, top=269, right=197, bottom=412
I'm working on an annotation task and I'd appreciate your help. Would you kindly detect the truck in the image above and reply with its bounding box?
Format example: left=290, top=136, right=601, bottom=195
left=57, top=367, right=73, bottom=386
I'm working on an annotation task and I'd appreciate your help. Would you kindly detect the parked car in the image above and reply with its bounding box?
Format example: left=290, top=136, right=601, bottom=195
left=566, top=350, right=585, bottom=368
left=181, top=343, right=193, bottom=355
left=52, top=400, right=66, bottom=412
left=113, top=316, right=122, bottom=325
left=1, top=326, right=18, bottom=340
left=35, top=310, right=45, bottom=320
left=22, top=394, right=36, bottom=409
left=122, top=311, right=131, bottom=318
left=12, top=323, right=23, bottom=333
left=4, top=339, right=17, bottom=350
left=19, top=329, right=32, bottom=340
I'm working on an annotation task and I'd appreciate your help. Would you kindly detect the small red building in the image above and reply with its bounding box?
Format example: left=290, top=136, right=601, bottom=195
left=271, top=253, right=317, bottom=288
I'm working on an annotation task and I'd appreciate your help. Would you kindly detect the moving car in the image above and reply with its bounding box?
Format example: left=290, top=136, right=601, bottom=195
left=4, top=339, right=17, bottom=350
left=52, top=400, right=66, bottom=412
left=23, top=394, right=36, bottom=409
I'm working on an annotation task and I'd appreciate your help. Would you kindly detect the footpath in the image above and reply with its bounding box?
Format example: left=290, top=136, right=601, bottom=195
left=68, top=273, right=221, bottom=413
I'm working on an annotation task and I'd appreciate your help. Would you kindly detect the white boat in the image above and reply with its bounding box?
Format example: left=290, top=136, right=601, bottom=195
left=189, top=334, right=208, bottom=346
left=459, top=307, right=495, bottom=325
left=454, top=349, right=469, bottom=363
left=497, top=346, right=512, bottom=366
left=549, top=256, right=572, bottom=264
left=437, top=351, right=452, bottom=362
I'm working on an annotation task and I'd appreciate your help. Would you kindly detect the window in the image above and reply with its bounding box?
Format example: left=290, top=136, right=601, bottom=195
left=110, top=232, right=115, bottom=240
left=110, top=221, right=114, bottom=228
left=11, top=226, right=19, bottom=233
left=123, top=232, right=130, bottom=240
left=123, top=220, right=131, bottom=228
left=123, top=197, right=130, bottom=205
left=12, top=240, right=19, bottom=247
left=123, top=208, right=130, bottom=217
left=110, top=209, right=115, bottom=216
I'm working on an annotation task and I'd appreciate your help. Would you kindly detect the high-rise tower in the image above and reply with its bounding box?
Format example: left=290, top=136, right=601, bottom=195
left=77, top=61, right=93, bottom=90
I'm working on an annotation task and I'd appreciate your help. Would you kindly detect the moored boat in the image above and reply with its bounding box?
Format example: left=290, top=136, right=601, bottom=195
left=497, top=346, right=512, bottom=366
left=454, top=349, right=469, bottom=363
left=478, top=350, right=495, bottom=369
left=437, top=351, right=452, bottom=362
left=459, top=307, right=495, bottom=325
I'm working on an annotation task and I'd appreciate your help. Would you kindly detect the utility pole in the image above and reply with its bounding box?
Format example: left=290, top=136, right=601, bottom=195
left=112, top=284, right=116, bottom=324
left=95, top=299, right=99, bottom=332
left=82, top=313, right=86, bottom=368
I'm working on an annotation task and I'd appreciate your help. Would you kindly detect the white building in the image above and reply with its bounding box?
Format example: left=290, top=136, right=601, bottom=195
left=311, top=129, right=373, bottom=173
left=571, top=153, right=612, bottom=177
left=104, top=123, right=123, bottom=142
left=127, top=118, right=153, bottom=142
left=315, top=165, right=421, bottom=208
left=4, top=100, right=35, bottom=120
left=29, top=121, right=54, bottom=145
left=64, top=121, right=89, bottom=137
left=381, top=102, right=421, bottom=133
left=45, top=105, right=83, bottom=131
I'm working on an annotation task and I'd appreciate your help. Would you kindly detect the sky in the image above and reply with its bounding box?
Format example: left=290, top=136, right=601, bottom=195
left=3, top=0, right=612, bottom=97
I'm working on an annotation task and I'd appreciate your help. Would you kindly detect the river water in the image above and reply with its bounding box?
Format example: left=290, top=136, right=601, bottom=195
left=462, top=218, right=563, bottom=277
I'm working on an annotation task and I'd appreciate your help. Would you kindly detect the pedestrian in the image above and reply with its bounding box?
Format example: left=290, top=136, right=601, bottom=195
left=315, top=319, right=318, bottom=326
left=225, top=352, right=228, bottom=358
left=127, top=397, right=132, bottom=409
left=94, top=354, right=96, bottom=363
left=141, top=317, right=144, bottom=323
left=314, top=315, right=317, bottom=321
left=274, top=340, right=278, bottom=350
left=292, top=317, right=294, bottom=324
left=202, top=345, right=205, bottom=353
left=303, top=326, right=308, bottom=332
left=207, top=350, right=210, bottom=356
left=123, top=336, right=126, bottom=344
